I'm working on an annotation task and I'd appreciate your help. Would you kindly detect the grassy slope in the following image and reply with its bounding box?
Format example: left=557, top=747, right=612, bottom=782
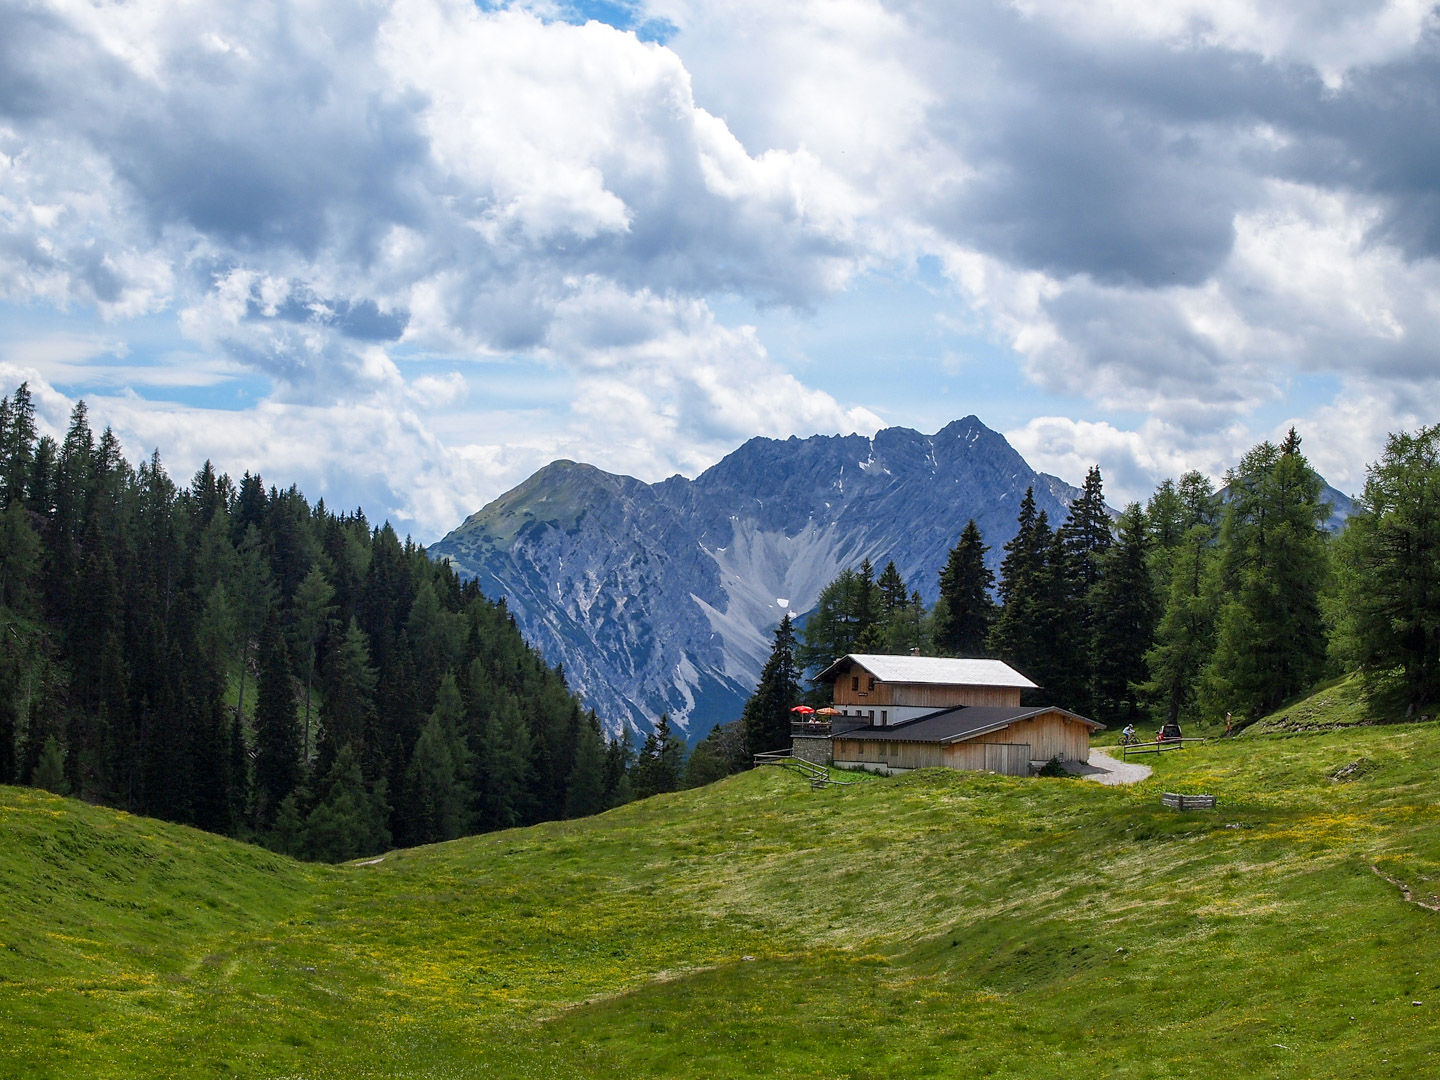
left=3, top=707, right=1439, bottom=1078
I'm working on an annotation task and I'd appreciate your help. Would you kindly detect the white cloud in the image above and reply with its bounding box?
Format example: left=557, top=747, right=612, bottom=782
left=1006, top=414, right=1253, bottom=506
left=549, top=282, right=882, bottom=480
left=3, top=0, right=1440, bottom=532
left=1006, top=0, right=1437, bottom=83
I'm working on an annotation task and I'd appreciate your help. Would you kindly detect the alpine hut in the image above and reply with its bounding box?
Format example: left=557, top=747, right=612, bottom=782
left=807, top=654, right=1104, bottom=776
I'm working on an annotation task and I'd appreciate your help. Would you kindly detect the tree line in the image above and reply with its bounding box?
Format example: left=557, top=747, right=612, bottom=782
left=740, top=425, right=1440, bottom=754
left=0, top=383, right=671, bottom=860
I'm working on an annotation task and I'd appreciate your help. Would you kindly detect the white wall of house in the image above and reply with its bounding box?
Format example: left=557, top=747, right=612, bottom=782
left=834, top=705, right=935, bottom=726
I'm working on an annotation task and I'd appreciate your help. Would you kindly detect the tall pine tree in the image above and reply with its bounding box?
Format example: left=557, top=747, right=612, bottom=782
left=744, top=614, right=802, bottom=756
left=933, top=519, right=995, bottom=656
left=252, top=616, right=301, bottom=828
left=632, top=714, right=685, bottom=798
left=988, top=489, right=1051, bottom=685
left=1090, top=503, right=1157, bottom=722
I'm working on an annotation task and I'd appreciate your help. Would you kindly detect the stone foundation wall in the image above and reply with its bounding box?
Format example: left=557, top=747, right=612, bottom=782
left=791, top=736, right=832, bottom=767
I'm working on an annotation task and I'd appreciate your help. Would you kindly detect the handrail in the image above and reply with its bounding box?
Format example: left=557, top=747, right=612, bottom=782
left=1121, top=736, right=1207, bottom=760
left=753, top=749, right=863, bottom=787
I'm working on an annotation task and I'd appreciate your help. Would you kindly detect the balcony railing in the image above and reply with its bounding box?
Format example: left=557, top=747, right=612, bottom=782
left=791, top=721, right=832, bottom=737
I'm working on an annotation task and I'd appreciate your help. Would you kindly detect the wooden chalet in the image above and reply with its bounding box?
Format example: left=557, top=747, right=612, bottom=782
left=804, top=654, right=1104, bottom=777
left=815, top=653, right=1039, bottom=727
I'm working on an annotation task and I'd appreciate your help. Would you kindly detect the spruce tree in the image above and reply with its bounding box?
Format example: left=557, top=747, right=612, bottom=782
left=934, top=519, right=995, bottom=655
left=988, top=489, right=1050, bottom=682
left=232, top=526, right=273, bottom=731
left=877, top=560, right=908, bottom=614
left=1144, top=516, right=1219, bottom=726
left=1090, top=503, right=1157, bottom=722
left=26, top=435, right=55, bottom=517
left=252, top=616, right=301, bottom=828
left=873, top=560, right=924, bottom=653
left=0, top=383, right=36, bottom=508
left=1032, top=525, right=1086, bottom=710
left=318, top=617, right=378, bottom=771
left=1061, top=466, right=1112, bottom=714
left=33, top=735, right=68, bottom=796
left=603, top=727, right=636, bottom=808
left=476, top=694, right=535, bottom=830
left=290, top=566, right=336, bottom=766
left=682, top=729, right=731, bottom=788
left=0, top=500, right=40, bottom=611
left=299, top=745, right=391, bottom=862
left=744, top=615, right=801, bottom=756
left=1145, top=479, right=1185, bottom=558
left=632, top=714, right=684, bottom=798
left=563, top=715, right=608, bottom=818
left=404, top=673, right=470, bottom=843
left=1064, top=466, right=1112, bottom=584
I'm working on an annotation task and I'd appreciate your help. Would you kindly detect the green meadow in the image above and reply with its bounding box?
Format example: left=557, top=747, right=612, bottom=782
left=4, top=688, right=1439, bottom=1078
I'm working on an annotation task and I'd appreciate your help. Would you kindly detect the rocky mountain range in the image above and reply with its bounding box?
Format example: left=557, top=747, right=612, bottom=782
left=430, top=418, right=1355, bottom=740
left=430, top=417, right=1095, bottom=738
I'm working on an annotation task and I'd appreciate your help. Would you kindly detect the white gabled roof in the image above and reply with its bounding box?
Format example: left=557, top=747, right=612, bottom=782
left=816, top=653, right=1038, bottom=690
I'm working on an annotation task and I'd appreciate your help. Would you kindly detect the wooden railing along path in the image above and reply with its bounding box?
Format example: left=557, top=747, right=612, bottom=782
left=1121, top=737, right=1207, bottom=760
left=753, top=749, right=865, bottom=789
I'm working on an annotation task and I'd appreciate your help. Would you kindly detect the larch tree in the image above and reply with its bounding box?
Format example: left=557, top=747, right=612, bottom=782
left=1332, top=425, right=1440, bottom=708
left=1202, top=430, right=1330, bottom=720
left=1143, top=507, right=1221, bottom=728
left=795, top=571, right=876, bottom=678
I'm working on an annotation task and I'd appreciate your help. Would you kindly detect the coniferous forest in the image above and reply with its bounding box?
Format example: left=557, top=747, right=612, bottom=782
left=8, top=372, right=1437, bottom=852
left=742, top=425, right=1440, bottom=755
left=0, top=383, right=638, bottom=861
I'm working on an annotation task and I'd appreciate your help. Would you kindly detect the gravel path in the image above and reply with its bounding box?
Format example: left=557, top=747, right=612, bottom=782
left=1060, top=748, right=1153, bottom=785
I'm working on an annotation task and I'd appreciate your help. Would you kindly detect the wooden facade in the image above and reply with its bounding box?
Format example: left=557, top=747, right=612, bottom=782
left=830, top=680, right=1023, bottom=710
left=831, top=708, right=1093, bottom=777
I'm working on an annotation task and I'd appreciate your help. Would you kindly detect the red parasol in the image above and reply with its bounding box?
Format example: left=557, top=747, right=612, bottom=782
left=789, top=705, right=815, bottom=715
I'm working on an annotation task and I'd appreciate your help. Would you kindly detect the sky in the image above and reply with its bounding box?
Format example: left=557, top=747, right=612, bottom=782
left=2, top=0, right=1439, bottom=542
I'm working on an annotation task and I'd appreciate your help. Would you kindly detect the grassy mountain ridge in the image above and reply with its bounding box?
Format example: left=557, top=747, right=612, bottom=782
left=3, top=701, right=1439, bottom=1077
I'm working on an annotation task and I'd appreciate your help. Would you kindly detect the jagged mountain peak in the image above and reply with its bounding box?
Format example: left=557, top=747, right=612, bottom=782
left=431, top=419, right=1084, bottom=738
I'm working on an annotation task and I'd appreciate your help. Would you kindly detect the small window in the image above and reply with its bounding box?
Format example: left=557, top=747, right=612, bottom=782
left=851, top=675, right=859, bottom=691
left=867, top=676, right=875, bottom=692
left=881, top=710, right=888, bottom=725
left=869, top=710, right=875, bottom=723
